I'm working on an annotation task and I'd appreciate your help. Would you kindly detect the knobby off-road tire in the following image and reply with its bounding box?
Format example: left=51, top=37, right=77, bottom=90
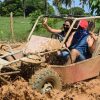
left=29, top=68, right=62, bottom=93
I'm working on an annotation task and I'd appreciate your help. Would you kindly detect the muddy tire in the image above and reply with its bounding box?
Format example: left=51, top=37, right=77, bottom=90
left=29, top=68, right=62, bottom=93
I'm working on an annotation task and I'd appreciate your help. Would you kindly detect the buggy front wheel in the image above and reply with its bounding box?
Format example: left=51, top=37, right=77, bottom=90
left=29, top=68, right=62, bottom=93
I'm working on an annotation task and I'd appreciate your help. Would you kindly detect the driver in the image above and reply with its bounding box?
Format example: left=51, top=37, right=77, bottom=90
left=42, top=17, right=74, bottom=38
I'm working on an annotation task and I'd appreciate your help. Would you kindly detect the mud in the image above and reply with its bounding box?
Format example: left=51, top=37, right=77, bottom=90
left=0, top=41, right=100, bottom=100
left=24, top=35, right=61, bottom=54
left=0, top=77, right=100, bottom=100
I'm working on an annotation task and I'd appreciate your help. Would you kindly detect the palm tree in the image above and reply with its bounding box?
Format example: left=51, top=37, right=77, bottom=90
left=54, top=0, right=72, bottom=8
left=53, top=0, right=73, bottom=15
left=79, top=0, right=100, bottom=15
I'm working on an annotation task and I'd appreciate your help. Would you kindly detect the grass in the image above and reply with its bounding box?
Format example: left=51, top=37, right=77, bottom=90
left=0, top=17, right=63, bottom=42
left=33, top=18, right=64, bottom=37
left=0, top=17, right=100, bottom=42
left=0, top=17, right=32, bottom=42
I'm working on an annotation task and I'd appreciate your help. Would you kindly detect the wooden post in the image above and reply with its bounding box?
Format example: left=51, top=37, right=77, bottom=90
left=10, top=12, right=15, bottom=42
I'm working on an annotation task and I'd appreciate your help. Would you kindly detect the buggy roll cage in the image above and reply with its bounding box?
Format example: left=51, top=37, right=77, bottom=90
left=0, top=15, right=99, bottom=69
left=27, top=15, right=100, bottom=49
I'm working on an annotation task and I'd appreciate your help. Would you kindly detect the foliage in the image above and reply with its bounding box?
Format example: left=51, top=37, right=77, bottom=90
left=68, top=7, right=85, bottom=15
left=53, top=0, right=86, bottom=15
left=53, top=0, right=72, bottom=8
left=0, top=16, right=100, bottom=42
left=0, top=17, right=32, bottom=41
left=89, top=0, right=100, bottom=15
left=0, top=0, right=23, bottom=16
left=24, top=0, right=45, bottom=16
left=32, top=18, right=64, bottom=37
left=23, top=0, right=54, bottom=16
left=80, top=0, right=100, bottom=15
left=54, top=0, right=100, bottom=15
left=58, top=7, right=69, bottom=15
left=0, top=0, right=54, bottom=16
left=30, top=2, right=54, bottom=27
left=30, top=10, right=42, bottom=25
left=48, top=5, right=55, bottom=15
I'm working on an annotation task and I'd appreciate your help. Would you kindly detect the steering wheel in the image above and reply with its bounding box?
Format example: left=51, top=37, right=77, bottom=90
left=51, top=33, right=64, bottom=42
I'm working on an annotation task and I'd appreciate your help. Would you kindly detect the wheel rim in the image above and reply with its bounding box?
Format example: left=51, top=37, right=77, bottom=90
left=41, top=82, right=53, bottom=94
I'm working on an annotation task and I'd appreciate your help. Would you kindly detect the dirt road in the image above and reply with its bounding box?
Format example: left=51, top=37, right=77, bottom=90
left=0, top=77, right=100, bottom=100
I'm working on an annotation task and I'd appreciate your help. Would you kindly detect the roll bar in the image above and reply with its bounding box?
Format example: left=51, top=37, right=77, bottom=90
left=61, top=16, right=100, bottom=47
left=27, top=15, right=100, bottom=48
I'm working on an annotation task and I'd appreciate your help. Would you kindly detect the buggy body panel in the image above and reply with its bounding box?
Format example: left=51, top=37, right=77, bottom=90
left=52, top=55, right=100, bottom=84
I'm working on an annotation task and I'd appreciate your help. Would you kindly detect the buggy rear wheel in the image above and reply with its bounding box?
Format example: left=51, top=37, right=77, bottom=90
left=29, top=68, right=62, bottom=93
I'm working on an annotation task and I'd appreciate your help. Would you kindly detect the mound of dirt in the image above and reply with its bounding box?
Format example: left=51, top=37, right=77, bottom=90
left=0, top=79, right=48, bottom=100
left=0, top=77, right=100, bottom=100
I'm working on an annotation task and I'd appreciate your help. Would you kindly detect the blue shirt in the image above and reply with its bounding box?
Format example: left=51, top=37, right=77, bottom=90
left=70, top=29, right=91, bottom=59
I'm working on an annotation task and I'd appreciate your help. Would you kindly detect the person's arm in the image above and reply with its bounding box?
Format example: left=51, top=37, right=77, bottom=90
left=89, top=31, right=97, bottom=41
left=87, top=35, right=97, bottom=53
left=42, top=18, right=62, bottom=34
left=66, top=32, right=75, bottom=47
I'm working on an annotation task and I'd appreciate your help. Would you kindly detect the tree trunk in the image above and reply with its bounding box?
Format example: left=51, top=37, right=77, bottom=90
left=45, top=0, right=48, bottom=15
left=22, top=0, right=26, bottom=18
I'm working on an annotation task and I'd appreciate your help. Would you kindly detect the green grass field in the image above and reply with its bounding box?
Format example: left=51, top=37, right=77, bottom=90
left=0, top=17, right=32, bottom=42
left=0, top=17, right=63, bottom=42
left=0, top=17, right=100, bottom=42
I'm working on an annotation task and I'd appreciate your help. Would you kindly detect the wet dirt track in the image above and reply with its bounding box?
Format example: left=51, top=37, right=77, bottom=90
left=0, top=77, right=100, bottom=100
left=0, top=42, right=100, bottom=100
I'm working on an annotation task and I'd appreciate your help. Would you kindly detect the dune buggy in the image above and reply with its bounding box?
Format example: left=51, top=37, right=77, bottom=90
left=0, top=15, right=100, bottom=93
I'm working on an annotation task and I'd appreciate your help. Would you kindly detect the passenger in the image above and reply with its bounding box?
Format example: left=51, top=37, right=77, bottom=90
left=42, top=17, right=74, bottom=39
left=43, top=18, right=97, bottom=64
left=65, top=19, right=97, bottom=64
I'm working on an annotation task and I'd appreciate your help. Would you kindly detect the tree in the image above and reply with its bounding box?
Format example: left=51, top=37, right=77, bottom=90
left=0, top=0, right=23, bottom=16
left=80, top=0, right=100, bottom=15
left=21, top=0, right=26, bottom=18
left=58, top=7, right=69, bottom=15
left=89, top=0, right=100, bottom=15
left=0, top=0, right=54, bottom=16
left=53, top=0, right=73, bottom=15
left=68, top=7, right=85, bottom=15
left=53, top=0, right=100, bottom=15
left=22, top=0, right=54, bottom=16
left=54, top=0, right=72, bottom=8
